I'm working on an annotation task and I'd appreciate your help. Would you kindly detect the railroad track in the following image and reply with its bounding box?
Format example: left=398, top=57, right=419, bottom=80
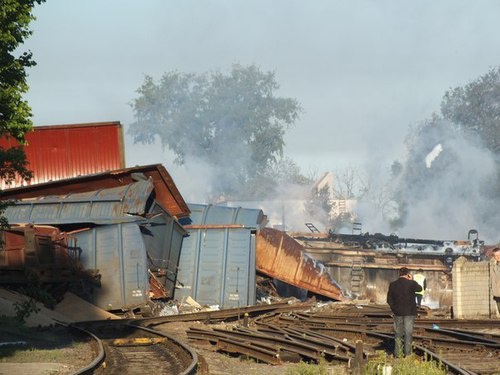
left=267, top=312, right=500, bottom=374
left=71, top=321, right=198, bottom=374
left=184, top=309, right=500, bottom=374
left=69, top=303, right=500, bottom=374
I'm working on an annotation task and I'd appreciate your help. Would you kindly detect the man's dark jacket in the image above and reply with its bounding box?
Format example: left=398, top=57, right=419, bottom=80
left=387, top=277, right=423, bottom=316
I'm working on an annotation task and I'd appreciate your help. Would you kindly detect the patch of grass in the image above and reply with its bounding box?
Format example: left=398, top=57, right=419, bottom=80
left=284, top=350, right=448, bottom=375
left=0, top=316, right=90, bottom=363
left=0, top=342, right=89, bottom=363
left=0, top=315, right=60, bottom=342
left=285, top=357, right=347, bottom=375
left=365, top=351, right=448, bottom=375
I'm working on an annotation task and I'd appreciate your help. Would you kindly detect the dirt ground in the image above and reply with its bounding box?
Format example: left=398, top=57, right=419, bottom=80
left=155, top=320, right=349, bottom=375
left=0, top=319, right=348, bottom=375
left=0, top=288, right=350, bottom=374
left=0, top=325, right=95, bottom=375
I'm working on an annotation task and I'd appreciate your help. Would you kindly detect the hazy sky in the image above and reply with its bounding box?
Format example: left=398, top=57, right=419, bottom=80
left=23, top=1, right=500, bottom=173
left=21, top=1, right=500, bottom=241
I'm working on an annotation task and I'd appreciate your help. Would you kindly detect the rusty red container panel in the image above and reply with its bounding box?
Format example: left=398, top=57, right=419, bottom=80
left=0, top=121, right=125, bottom=189
left=256, top=227, right=348, bottom=301
left=0, top=224, right=77, bottom=283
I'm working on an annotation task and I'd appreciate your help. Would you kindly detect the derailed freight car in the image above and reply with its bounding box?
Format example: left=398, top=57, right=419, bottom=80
left=0, top=224, right=85, bottom=284
left=176, top=203, right=266, bottom=309
left=2, top=175, right=187, bottom=314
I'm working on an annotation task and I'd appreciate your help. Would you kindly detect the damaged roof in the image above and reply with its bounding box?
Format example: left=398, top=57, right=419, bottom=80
left=0, top=164, right=190, bottom=219
left=3, top=178, right=154, bottom=225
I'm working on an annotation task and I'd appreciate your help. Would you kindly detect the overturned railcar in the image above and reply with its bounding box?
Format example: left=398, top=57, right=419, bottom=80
left=257, top=227, right=348, bottom=301
left=2, top=176, right=187, bottom=313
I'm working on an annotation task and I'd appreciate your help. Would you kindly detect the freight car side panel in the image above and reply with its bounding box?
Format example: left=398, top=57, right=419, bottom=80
left=72, top=223, right=149, bottom=311
left=0, top=121, right=125, bottom=189
left=176, top=228, right=256, bottom=309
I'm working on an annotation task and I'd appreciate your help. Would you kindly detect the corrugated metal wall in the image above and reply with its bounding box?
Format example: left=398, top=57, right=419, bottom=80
left=3, top=179, right=154, bottom=225
left=176, top=204, right=264, bottom=309
left=0, top=121, right=125, bottom=189
left=70, top=223, right=149, bottom=311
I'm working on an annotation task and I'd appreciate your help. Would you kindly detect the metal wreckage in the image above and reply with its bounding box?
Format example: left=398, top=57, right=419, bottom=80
left=0, top=122, right=489, bottom=315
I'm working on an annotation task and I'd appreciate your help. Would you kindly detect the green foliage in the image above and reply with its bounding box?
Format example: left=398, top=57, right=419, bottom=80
left=441, top=67, right=500, bottom=154
left=285, top=357, right=331, bottom=375
left=365, top=351, right=447, bottom=375
left=12, top=281, right=57, bottom=324
left=0, top=146, right=33, bottom=185
left=129, top=64, right=303, bottom=200
left=0, top=0, right=44, bottom=141
left=0, top=0, right=42, bottom=226
left=13, top=297, right=40, bottom=323
left=0, top=0, right=45, bottom=198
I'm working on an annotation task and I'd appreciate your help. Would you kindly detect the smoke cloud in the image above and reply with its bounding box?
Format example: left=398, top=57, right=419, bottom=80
left=356, top=120, right=499, bottom=243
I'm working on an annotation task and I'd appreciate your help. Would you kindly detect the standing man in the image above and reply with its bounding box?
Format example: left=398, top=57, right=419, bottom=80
left=387, top=267, right=423, bottom=357
left=414, top=269, right=427, bottom=306
left=490, top=246, right=500, bottom=316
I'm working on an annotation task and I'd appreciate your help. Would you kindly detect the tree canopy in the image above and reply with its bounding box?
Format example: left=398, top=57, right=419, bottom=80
left=1, top=0, right=44, bottom=227
left=386, top=67, right=500, bottom=235
left=129, top=64, right=304, bottom=200
left=441, top=67, right=500, bottom=154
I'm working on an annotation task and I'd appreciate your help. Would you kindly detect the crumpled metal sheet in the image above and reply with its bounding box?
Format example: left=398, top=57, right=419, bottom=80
left=256, top=227, right=348, bottom=301
left=3, top=179, right=154, bottom=225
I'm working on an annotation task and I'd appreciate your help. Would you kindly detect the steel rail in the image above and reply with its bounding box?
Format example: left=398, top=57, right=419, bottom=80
left=310, top=325, right=474, bottom=374
left=190, top=326, right=346, bottom=362
left=72, top=321, right=198, bottom=374
left=187, top=324, right=353, bottom=364
left=308, top=322, right=496, bottom=374
left=132, top=325, right=199, bottom=375
left=235, top=326, right=353, bottom=361
left=215, top=337, right=282, bottom=365
left=252, top=323, right=354, bottom=353
left=134, top=301, right=314, bottom=327
left=68, top=325, right=105, bottom=375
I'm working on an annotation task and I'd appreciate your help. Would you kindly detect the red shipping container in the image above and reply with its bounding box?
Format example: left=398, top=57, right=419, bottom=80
left=0, top=121, right=125, bottom=189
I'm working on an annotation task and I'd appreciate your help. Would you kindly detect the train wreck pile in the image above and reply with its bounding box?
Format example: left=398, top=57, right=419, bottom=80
left=0, top=167, right=346, bottom=318
left=0, top=165, right=190, bottom=316
left=290, top=225, right=488, bottom=307
left=181, top=302, right=500, bottom=374
left=1, top=122, right=495, bottom=320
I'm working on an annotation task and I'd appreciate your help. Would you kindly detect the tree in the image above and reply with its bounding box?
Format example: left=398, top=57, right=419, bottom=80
left=0, top=0, right=44, bottom=228
left=385, top=67, right=500, bottom=237
left=441, top=67, right=500, bottom=154
left=128, top=64, right=303, bottom=200
left=441, top=67, right=500, bottom=199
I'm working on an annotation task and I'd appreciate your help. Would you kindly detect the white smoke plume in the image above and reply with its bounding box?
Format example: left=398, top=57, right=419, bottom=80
left=355, top=121, right=500, bottom=243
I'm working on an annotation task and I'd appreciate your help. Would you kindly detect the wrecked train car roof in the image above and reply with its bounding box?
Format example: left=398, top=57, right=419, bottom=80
left=3, top=178, right=154, bottom=225
left=0, top=164, right=190, bottom=219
